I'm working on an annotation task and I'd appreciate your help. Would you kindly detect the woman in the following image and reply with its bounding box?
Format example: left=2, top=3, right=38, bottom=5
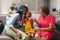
left=35, top=6, right=55, bottom=40
left=5, top=5, right=29, bottom=40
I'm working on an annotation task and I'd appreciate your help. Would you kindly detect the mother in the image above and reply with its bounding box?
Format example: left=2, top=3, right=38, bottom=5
left=35, top=6, right=55, bottom=40
left=5, top=5, right=28, bottom=40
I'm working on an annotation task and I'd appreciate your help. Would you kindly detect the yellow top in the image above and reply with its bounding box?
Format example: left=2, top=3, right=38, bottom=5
left=25, top=20, right=35, bottom=33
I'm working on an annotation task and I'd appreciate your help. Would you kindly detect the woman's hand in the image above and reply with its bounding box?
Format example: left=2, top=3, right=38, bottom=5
left=33, top=18, right=39, bottom=24
left=34, top=27, right=40, bottom=32
left=16, top=31, right=22, bottom=39
left=22, top=15, right=25, bottom=20
left=10, top=27, right=22, bottom=39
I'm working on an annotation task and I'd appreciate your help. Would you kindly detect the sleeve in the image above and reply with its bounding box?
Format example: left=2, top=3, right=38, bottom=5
left=9, top=14, right=20, bottom=27
left=29, top=18, right=33, bottom=22
left=22, top=19, right=26, bottom=23
left=50, top=16, right=55, bottom=24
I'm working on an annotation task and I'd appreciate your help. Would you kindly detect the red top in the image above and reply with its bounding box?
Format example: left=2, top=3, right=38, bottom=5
left=37, top=14, right=55, bottom=40
left=38, top=14, right=55, bottom=28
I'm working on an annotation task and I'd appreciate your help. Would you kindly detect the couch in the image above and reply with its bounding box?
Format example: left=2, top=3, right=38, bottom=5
left=0, top=15, right=13, bottom=40
left=0, top=13, right=60, bottom=40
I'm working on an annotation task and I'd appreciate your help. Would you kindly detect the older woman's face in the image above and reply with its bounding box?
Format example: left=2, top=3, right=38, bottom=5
left=40, top=9, right=45, bottom=17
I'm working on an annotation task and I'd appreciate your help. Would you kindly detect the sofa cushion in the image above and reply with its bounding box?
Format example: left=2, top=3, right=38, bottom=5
left=0, top=36, right=13, bottom=40
left=55, top=17, right=60, bottom=31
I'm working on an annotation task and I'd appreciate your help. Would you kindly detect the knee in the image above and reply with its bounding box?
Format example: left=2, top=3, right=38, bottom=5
left=41, top=37, right=47, bottom=40
left=35, top=34, right=40, bottom=38
left=31, top=34, right=34, bottom=37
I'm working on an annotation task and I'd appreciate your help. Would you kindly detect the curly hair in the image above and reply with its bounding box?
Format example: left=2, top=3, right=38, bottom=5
left=40, top=6, right=50, bottom=15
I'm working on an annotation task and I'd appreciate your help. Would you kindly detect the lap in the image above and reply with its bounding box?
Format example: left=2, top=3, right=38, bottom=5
left=17, top=29, right=28, bottom=38
left=5, top=27, right=28, bottom=40
left=5, top=27, right=16, bottom=36
left=35, top=31, right=54, bottom=40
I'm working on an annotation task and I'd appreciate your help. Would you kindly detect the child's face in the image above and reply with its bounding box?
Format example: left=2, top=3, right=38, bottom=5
left=26, top=12, right=31, bottom=18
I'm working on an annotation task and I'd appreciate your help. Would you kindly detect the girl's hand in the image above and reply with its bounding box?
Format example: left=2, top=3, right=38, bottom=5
left=29, top=18, right=33, bottom=22
left=22, top=15, right=25, bottom=20
left=18, top=21, right=22, bottom=25
left=33, top=18, right=37, bottom=22
left=34, top=27, right=40, bottom=31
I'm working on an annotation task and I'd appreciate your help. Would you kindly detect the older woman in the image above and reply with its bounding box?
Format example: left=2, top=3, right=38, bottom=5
left=35, top=6, right=55, bottom=40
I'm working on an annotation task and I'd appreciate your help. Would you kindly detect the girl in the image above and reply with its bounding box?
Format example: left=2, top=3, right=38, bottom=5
left=21, top=12, right=35, bottom=40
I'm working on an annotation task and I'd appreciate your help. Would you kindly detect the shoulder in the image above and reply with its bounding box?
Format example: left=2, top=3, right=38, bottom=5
left=49, top=14, right=55, bottom=18
left=11, top=13, right=20, bottom=18
left=13, top=13, right=20, bottom=17
left=29, top=17, right=33, bottom=22
left=49, top=14, right=55, bottom=22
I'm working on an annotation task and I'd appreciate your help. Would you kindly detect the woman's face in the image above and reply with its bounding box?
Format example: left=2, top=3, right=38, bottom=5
left=22, top=8, right=27, bottom=14
left=40, top=9, right=46, bottom=17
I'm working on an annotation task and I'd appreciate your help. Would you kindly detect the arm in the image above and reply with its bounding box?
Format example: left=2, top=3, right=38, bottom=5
left=9, top=14, right=22, bottom=38
left=19, top=16, right=26, bottom=27
left=9, top=14, right=20, bottom=33
left=10, top=26, right=18, bottom=33
left=38, top=16, right=55, bottom=32
left=31, top=22, right=34, bottom=28
left=11, top=26, right=22, bottom=38
left=21, top=15, right=26, bottom=23
left=34, top=19, right=40, bottom=27
left=39, top=23, right=55, bottom=31
left=29, top=18, right=35, bottom=28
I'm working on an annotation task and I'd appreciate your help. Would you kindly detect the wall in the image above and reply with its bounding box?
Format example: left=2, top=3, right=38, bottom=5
left=56, top=0, right=60, bottom=12
left=50, top=0, right=60, bottom=12
left=0, top=0, right=44, bottom=14
left=1, top=0, right=12, bottom=14
left=50, top=0, right=57, bottom=13
left=50, top=0, right=58, bottom=17
left=50, top=0, right=60, bottom=17
left=38, top=0, right=44, bottom=10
